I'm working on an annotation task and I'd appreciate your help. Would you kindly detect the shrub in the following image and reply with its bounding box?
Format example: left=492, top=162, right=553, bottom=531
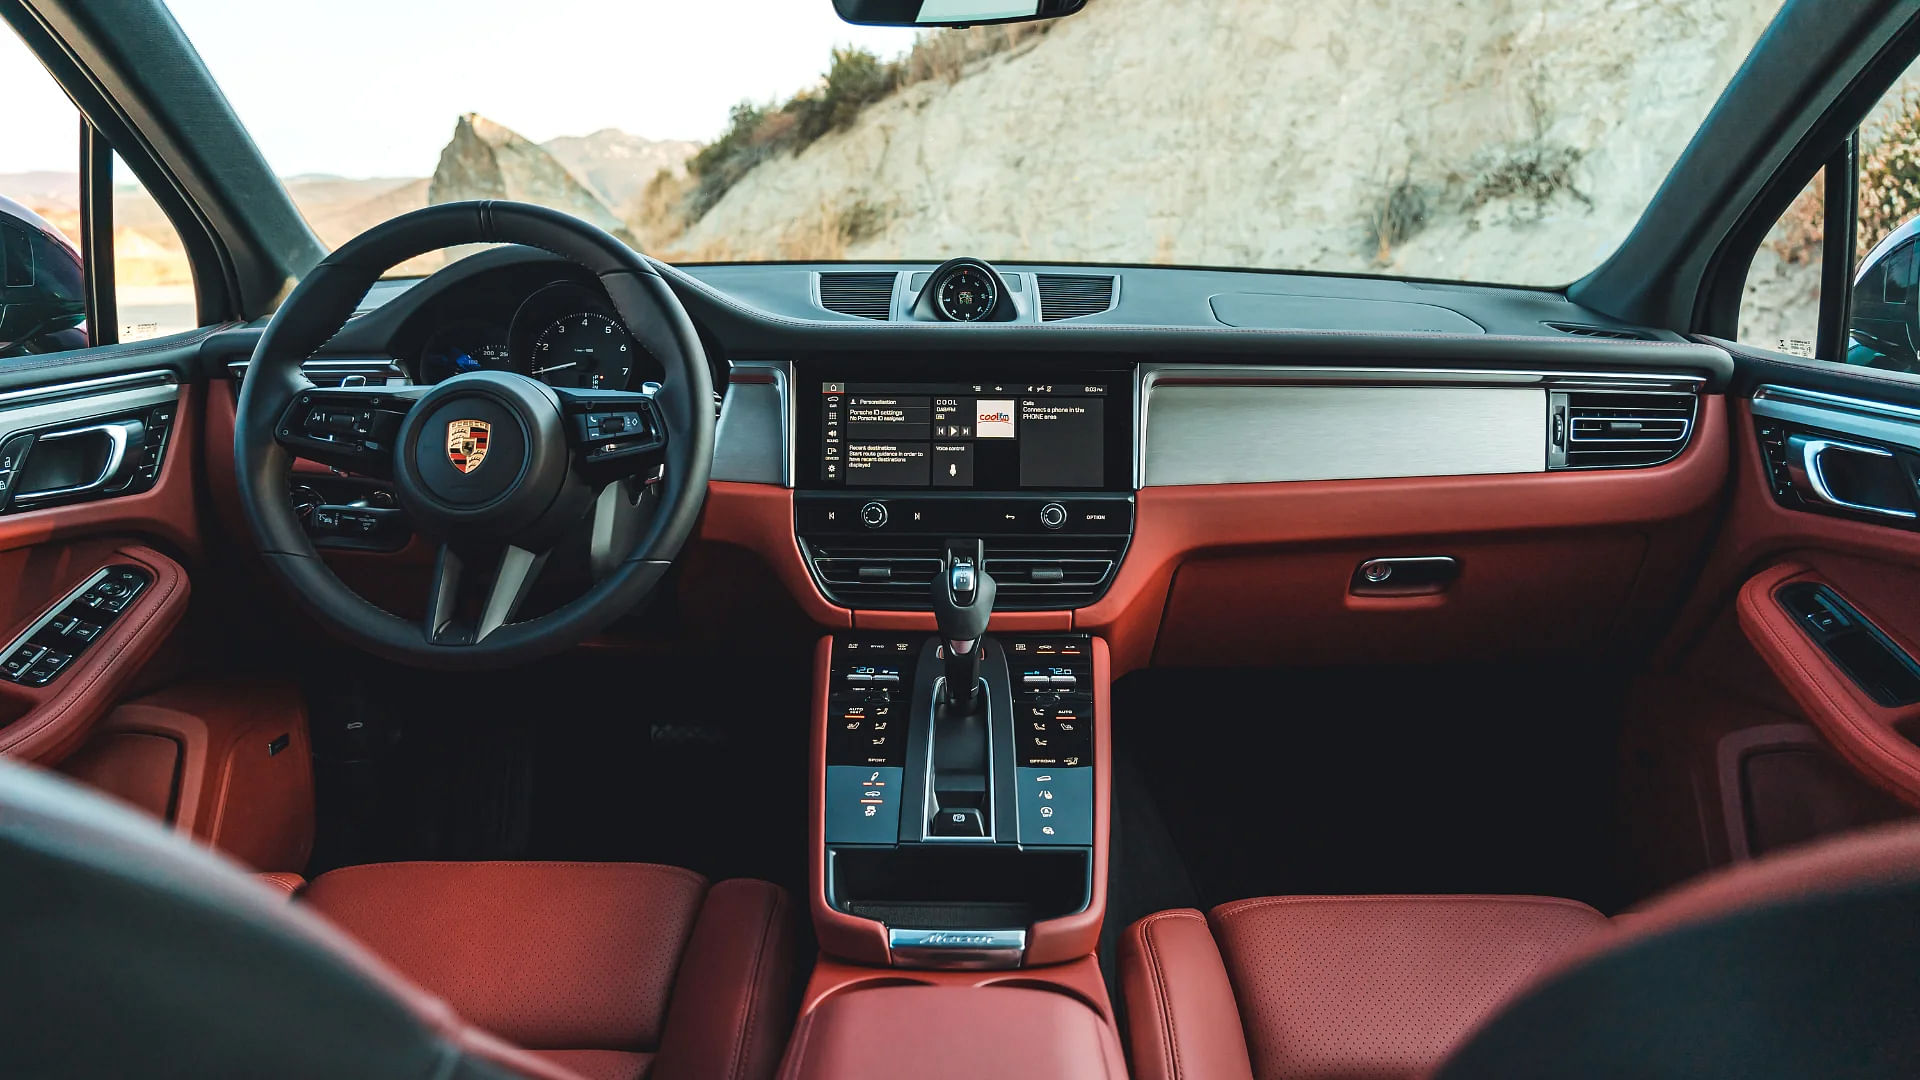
left=1858, top=88, right=1920, bottom=260
left=1367, top=178, right=1429, bottom=265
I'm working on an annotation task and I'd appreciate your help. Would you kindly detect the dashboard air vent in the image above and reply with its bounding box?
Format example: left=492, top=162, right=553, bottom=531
left=1550, top=391, right=1697, bottom=469
left=801, top=538, right=1123, bottom=610
left=805, top=542, right=943, bottom=607
left=1545, top=322, right=1654, bottom=341
left=817, top=272, right=896, bottom=320
left=1037, top=274, right=1117, bottom=321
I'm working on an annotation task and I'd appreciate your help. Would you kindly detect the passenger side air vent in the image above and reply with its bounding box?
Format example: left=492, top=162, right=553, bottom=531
left=800, top=538, right=1123, bottom=610
left=1548, top=391, right=1697, bottom=469
left=817, top=272, right=897, bottom=320
left=1545, top=322, right=1654, bottom=341
left=985, top=545, right=1121, bottom=608
left=1036, top=274, right=1117, bottom=321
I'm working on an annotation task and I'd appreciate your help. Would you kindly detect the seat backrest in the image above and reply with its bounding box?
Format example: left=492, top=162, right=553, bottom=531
left=0, top=757, right=567, bottom=1080
left=1435, top=820, right=1920, bottom=1078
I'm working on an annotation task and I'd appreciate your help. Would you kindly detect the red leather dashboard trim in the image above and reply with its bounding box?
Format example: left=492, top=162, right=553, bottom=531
left=703, top=484, right=851, bottom=629
left=0, top=544, right=189, bottom=765
left=694, top=398, right=1727, bottom=679
left=1078, top=393, right=1729, bottom=675
left=1737, top=561, right=1920, bottom=808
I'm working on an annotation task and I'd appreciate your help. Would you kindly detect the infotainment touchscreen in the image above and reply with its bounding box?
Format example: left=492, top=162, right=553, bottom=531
left=818, top=380, right=1110, bottom=489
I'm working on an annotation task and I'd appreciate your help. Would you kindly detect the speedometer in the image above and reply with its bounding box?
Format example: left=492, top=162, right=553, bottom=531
left=420, top=322, right=512, bottom=383
left=531, top=312, right=634, bottom=389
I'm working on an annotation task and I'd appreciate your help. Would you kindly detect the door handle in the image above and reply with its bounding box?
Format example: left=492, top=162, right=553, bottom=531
left=1784, top=435, right=1918, bottom=519
left=12, top=420, right=142, bottom=506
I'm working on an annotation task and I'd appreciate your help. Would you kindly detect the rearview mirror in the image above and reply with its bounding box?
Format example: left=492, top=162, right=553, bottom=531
left=0, top=196, right=88, bottom=359
left=832, top=0, right=1087, bottom=28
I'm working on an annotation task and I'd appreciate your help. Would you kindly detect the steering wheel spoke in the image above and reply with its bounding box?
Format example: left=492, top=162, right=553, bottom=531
left=274, top=385, right=427, bottom=477
left=553, top=386, right=669, bottom=481
left=424, top=542, right=549, bottom=646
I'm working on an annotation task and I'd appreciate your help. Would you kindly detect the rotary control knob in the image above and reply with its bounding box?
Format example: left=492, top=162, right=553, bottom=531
left=860, top=501, right=889, bottom=529
left=1039, top=502, right=1068, bottom=530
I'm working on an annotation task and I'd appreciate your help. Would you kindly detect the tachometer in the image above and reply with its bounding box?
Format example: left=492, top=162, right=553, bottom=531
left=531, top=312, right=635, bottom=389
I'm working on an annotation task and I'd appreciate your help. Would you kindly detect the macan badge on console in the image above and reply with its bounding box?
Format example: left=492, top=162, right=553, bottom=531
left=446, top=420, right=491, bottom=474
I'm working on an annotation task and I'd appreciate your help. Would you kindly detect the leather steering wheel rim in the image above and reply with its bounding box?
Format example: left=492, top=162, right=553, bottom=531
left=233, top=201, right=713, bottom=670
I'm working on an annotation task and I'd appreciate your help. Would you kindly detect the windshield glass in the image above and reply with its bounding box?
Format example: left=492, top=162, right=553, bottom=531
left=167, top=0, right=1782, bottom=284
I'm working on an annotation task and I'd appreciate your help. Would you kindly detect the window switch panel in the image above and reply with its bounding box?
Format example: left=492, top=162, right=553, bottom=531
left=0, top=563, right=151, bottom=689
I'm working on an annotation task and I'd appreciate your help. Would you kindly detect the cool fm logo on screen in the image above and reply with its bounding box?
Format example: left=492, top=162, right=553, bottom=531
left=976, top=400, right=1015, bottom=438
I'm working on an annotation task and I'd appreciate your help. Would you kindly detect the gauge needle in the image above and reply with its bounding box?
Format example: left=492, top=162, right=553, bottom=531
left=533, top=362, right=578, bottom=375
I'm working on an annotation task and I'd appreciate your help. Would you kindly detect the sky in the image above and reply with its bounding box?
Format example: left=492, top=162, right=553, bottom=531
left=1, top=1, right=919, bottom=177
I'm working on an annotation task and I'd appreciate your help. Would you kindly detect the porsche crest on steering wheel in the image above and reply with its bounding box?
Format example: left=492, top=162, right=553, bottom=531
left=446, top=419, right=491, bottom=474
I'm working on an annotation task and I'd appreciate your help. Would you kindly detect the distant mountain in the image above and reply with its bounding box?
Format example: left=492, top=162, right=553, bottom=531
left=428, top=113, right=631, bottom=241
left=541, top=129, right=698, bottom=208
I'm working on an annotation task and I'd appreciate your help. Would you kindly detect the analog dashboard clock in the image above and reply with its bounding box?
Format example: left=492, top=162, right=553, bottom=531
left=917, top=258, right=1008, bottom=322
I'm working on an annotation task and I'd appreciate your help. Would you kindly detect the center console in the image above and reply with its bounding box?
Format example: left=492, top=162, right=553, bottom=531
left=794, top=367, right=1135, bottom=610
left=786, top=362, right=1125, bottom=1076
left=814, top=629, right=1107, bottom=969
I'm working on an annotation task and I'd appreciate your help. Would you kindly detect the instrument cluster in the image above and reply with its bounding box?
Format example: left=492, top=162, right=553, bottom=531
left=416, top=279, right=656, bottom=391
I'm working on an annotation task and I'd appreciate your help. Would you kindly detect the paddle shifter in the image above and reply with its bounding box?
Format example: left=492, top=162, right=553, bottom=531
left=931, top=540, right=995, bottom=711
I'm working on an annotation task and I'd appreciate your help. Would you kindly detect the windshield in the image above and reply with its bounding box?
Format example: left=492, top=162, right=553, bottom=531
left=167, top=0, right=1782, bottom=284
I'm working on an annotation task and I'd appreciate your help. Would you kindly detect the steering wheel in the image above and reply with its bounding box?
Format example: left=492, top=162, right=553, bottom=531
left=233, top=202, right=713, bottom=669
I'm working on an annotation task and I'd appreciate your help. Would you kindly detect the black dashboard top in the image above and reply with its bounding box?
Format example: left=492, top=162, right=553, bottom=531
left=190, top=245, right=1735, bottom=391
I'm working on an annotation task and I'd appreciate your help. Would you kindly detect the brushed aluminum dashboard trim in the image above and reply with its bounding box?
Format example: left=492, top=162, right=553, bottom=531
left=1135, top=365, right=1705, bottom=488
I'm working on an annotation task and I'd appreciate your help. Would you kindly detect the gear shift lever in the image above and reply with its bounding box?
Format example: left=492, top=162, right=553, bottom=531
left=931, top=540, right=995, bottom=711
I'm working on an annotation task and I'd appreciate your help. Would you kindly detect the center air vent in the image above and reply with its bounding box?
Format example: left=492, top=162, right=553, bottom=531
left=1037, top=274, right=1117, bottom=321
left=817, top=272, right=897, bottom=320
left=1548, top=390, right=1697, bottom=469
left=800, top=538, right=1122, bottom=610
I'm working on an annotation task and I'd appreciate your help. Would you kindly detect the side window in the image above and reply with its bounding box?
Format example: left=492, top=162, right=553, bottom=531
left=1849, top=85, right=1920, bottom=372
left=1738, top=169, right=1824, bottom=358
left=0, top=28, right=198, bottom=358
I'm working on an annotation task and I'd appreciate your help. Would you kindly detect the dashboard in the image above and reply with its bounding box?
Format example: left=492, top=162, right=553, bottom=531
left=221, top=244, right=1739, bottom=669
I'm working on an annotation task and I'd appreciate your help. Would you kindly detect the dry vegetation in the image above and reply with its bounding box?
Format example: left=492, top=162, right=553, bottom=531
left=653, top=24, right=1053, bottom=247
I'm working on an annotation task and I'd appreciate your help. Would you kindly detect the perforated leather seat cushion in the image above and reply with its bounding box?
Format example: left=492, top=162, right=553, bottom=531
left=1208, top=895, right=1608, bottom=1080
left=303, top=860, right=796, bottom=1080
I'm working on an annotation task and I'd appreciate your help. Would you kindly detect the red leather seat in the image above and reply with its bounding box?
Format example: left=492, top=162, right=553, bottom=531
left=1121, top=821, right=1920, bottom=1080
left=0, top=758, right=800, bottom=1080
left=298, top=861, right=795, bottom=1080
left=1122, top=895, right=1607, bottom=1080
